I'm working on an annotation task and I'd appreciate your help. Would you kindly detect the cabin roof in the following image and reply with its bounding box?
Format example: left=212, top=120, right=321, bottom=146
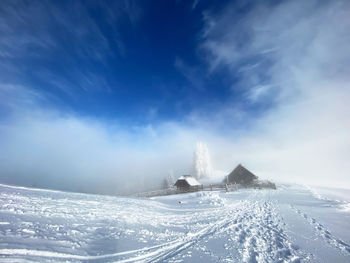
left=175, top=176, right=201, bottom=186
left=226, top=164, right=258, bottom=184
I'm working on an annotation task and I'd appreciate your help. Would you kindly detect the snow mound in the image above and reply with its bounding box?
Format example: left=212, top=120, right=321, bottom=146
left=195, top=191, right=226, bottom=206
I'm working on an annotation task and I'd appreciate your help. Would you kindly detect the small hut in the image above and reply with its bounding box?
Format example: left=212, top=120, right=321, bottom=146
left=174, top=175, right=201, bottom=192
left=225, top=164, right=258, bottom=185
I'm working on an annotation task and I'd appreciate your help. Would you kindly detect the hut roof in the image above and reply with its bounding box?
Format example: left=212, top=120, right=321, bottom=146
left=175, top=175, right=201, bottom=187
left=226, top=164, right=258, bottom=184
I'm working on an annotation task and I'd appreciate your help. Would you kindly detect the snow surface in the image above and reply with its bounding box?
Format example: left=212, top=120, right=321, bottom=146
left=1, top=183, right=350, bottom=262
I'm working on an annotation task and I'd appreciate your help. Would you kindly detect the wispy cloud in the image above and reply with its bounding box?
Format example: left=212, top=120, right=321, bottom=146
left=192, top=0, right=200, bottom=10
left=0, top=1, right=111, bottom=60
left=174, top=57, right=205, bottom=91
left=0, top=84, right=53, bottom=112
left=0, top=0, right=132, bottom=101
left=198, top=0, right=350, bottom=187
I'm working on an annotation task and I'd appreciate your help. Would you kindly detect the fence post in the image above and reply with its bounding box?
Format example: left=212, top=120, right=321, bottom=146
left=225, top=184, right=228, bottom=193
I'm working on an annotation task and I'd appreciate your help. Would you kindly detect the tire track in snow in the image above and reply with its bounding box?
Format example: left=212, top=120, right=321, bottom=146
left=290, top=205, right=350, bottom=255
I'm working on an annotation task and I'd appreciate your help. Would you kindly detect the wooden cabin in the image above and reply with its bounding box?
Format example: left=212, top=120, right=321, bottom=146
left=225, top=164, right=258, bottom=185
left=174, top=175, right=201, bottom=192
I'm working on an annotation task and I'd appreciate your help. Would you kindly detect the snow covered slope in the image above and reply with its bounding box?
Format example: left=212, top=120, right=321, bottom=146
left=0, top=183, right=350, bottom=262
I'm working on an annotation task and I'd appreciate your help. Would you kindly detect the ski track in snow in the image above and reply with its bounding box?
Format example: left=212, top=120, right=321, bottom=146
left=0, top=184, right=349, bottom=262
left=290, top=205, right=350, bottom=256
left=0, top=199, right=302, bottom=263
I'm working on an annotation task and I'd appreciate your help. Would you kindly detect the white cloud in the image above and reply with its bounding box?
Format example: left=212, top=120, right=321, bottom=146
left=246, top=84, right=273, bottom=103
left=199, top=0, right=350, bottom=188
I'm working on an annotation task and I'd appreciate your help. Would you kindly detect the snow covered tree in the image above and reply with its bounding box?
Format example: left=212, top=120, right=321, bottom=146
left=167, top=172, right=175, bottom=188
left=192, top=141, right=213, bottom=180
left=161, top=178, right=169, bottom=189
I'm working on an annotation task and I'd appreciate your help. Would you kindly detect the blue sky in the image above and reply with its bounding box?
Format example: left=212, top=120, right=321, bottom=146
left=1, top=0, right=350, bottom=193
left=0, top=0, right=271, bottom=126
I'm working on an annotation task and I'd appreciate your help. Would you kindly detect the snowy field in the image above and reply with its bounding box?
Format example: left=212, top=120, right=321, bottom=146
left=0, top=183, right=350, bottom=262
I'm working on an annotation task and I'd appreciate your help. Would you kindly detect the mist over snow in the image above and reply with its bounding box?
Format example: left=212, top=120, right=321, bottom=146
left=0, top=0, right=350, bottom=193
left=0, top=110, right=200, bottom=194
